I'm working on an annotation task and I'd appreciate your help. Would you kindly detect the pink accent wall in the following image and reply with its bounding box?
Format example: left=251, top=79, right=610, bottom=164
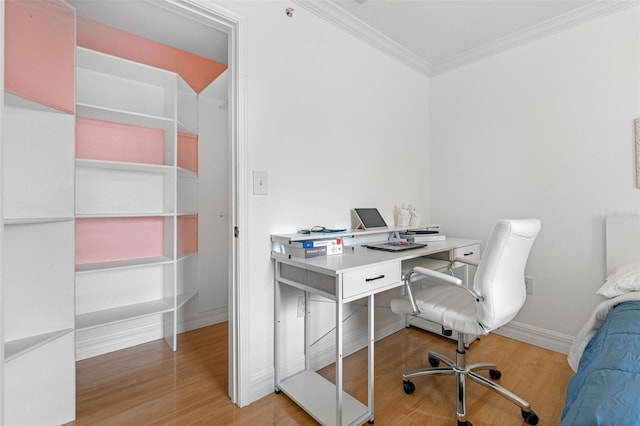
left=76, top=217, right=166, bottom=264
left=177, top=215, right=198, bottom=257
left=76, top=118, right=165, bottom=165
left=5, top=0, right=75, bottom=113
left=177, top=133, right=198, bottom=173
left=77, top=17, right=227, bottom=94
left=73, top=19, right=202, bottom=265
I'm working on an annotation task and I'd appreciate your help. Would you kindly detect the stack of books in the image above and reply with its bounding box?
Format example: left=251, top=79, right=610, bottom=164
left=284, top=238, right=343, bottom=258
left=399, top=229, right=446, bottom=243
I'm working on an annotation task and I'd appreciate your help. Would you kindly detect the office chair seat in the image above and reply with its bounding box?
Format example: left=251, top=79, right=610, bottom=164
left=391, top=218, right=541, bottom=426
left=391, top=284, right=486, bottom=336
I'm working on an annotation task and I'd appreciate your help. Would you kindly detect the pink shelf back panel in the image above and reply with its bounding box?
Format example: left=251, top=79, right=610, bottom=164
left=76, top=217, right=166, bottom=264
left=77, top=17, right=227, bottom=94
left=5, top=0, right=75, bottom=113
left=178, top=215, right=198, bottom=257
left=76, top=118, right=166, bottom=165
left=177, top=133, right=198, bottom=173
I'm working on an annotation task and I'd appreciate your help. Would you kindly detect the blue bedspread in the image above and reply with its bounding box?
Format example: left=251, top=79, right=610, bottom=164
left=562, top=301, right=640, bottom=425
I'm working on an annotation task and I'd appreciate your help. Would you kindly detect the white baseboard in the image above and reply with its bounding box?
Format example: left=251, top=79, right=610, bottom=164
left=494, top=320, right=574, bottom=355
left=250, top=366, right=277, bottom=403
left=76, top=315, right=164, bottom=361
left=179, top=306, right=229, bottom=333
left=76, top=307, right=228, bottom=360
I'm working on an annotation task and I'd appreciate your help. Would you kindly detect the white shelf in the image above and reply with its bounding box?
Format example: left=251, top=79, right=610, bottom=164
left=176, top=292, right=197, bottom=310
left=76, top=46, right=177, bottom=91
left=178, top=167, right=198, bottom=178
left=76, top=256, right=173, bottom=274
left=76, top=158, right=174, bottom=173
left=76, top=103, right=175, bottom=132
left=76, top=47, right=178, bottom=121
left=76, top=298, right=174, bottom=330
left=271, top=226, right=423, bottom=244
left=3, top=217, right=74, bottom=225
left=76, top=213, right=174, bottom=219
left=76, top=160, right=174, bottom=215
left=178, top=118, right=197, bottom=134
left=4, top=329, right=74, bottom=362
left=278, top=370, right=371, bottom=426
left=4, top=93, right=72, bottom=115
left=176, top=252, right=198, bottom=263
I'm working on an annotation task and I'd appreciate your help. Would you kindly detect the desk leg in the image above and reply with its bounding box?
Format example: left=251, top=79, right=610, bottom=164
left=336, top=281, right=344, bottom=426
left=368, top=294, right=375, bottom=421
left=304, top=291, right=310, bottom=370
left=274, top=263, right=281, bottom=392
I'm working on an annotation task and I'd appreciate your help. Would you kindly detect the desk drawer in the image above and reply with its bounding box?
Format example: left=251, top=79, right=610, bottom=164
left=427, top=244, right=480, bottom=266
left=453, top=244, right=480, bottom=266
left=342, top=263, right=401, bottom=300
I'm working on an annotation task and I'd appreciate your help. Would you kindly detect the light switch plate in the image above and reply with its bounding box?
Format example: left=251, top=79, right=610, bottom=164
left=253, top=170, right=268, bottom=195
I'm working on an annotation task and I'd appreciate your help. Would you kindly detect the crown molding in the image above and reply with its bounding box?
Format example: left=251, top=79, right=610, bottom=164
left=293, top=0, right=639, bottom=78
left=430, top=0, right=640, bottom=76
left=291, top=0, right=432, bottom=76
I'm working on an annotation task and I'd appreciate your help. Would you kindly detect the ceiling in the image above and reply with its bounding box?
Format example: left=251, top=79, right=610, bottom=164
left=68, top=0, right=635, bottom=77
left=295, top=0, right=636, bottom=75
left=69, top=0, right=229, bottom=65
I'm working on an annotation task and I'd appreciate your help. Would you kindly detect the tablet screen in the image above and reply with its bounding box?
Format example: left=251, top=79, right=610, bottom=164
left=355, top=208, right=388, bottom=229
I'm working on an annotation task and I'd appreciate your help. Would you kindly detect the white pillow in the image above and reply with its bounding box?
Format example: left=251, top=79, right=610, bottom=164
left=596, top=262, right=640, bottom=298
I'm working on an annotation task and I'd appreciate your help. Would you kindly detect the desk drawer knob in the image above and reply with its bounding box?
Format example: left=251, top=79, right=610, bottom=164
left=365, top=274, right=385, bottom=282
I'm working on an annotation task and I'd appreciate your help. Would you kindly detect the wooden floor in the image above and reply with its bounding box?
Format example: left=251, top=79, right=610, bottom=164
left=68, top=322, right=574, bottom=425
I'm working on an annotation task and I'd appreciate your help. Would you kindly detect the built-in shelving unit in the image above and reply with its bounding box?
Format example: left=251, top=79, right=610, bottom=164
left=2, top=1, right=76, bottom=424
left=74, top=46, right=199, bottom=353
left=3, top=2, right=226, bottom=421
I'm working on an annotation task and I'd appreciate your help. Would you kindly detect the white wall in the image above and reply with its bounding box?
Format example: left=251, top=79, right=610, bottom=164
left=187, top=70, right=230, bottom=328
left=0, top=2, right=5, bottom=416
left=219, top=0, right=430, bottom=403
left=430, top=6, right=640, bottom=343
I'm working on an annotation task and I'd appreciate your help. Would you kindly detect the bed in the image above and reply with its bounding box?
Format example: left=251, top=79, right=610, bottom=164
left=561, top=214, right=640, bottom=425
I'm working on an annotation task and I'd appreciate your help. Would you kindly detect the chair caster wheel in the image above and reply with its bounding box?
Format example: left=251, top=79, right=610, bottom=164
left=522, top=409, right=539, bottom=425
left=274, top=389, right=281, bottom=394
left=458, top=421, right=472, bottom=426
left=403, top=380, right=415, bottom=394
left=428, top=356, right=440, bottom=367
left=367, top=420, right=374, bottom=424
left=489, top=369, right=501, bottom=380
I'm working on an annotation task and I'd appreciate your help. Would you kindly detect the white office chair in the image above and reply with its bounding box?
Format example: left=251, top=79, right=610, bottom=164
left=390, top=218, right=541, bottom=426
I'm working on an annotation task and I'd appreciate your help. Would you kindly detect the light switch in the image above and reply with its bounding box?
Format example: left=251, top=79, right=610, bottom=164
left=253, top=170, right=268, bottom=195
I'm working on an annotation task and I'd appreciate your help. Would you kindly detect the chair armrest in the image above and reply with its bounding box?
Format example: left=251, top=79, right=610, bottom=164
left=453, top=256, right=480, bottom=267
left=411, top=266, right=485, bottom=302
left=401, top=267, right=463, bottom=315
left=412, top=266, right=462, bottom=285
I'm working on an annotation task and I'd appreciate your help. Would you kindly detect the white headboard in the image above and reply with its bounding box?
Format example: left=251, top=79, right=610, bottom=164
left=606, top=214, right=640, bottom=274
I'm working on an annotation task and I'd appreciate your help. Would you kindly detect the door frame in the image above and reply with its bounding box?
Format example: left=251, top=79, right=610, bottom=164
left=165, top=0, right=249, bottom=406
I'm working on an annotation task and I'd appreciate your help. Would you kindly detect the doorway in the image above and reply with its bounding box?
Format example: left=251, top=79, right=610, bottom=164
left=68, top=0, right=245, bottom=406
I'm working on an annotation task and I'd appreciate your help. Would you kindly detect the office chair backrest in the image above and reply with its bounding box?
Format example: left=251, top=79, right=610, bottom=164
left=473, top=218, right=541, bottom=332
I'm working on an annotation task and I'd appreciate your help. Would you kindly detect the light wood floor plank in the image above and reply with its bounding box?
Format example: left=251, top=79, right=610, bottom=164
left=68, top=322, right=573, bottom=425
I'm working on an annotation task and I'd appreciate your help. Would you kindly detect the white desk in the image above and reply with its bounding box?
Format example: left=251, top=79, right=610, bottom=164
left=272, top=231, right=480, bottom=426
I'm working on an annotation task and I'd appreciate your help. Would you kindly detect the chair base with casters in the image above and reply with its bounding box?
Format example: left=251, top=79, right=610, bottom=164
left=401, top=330, right=539, bottom=426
